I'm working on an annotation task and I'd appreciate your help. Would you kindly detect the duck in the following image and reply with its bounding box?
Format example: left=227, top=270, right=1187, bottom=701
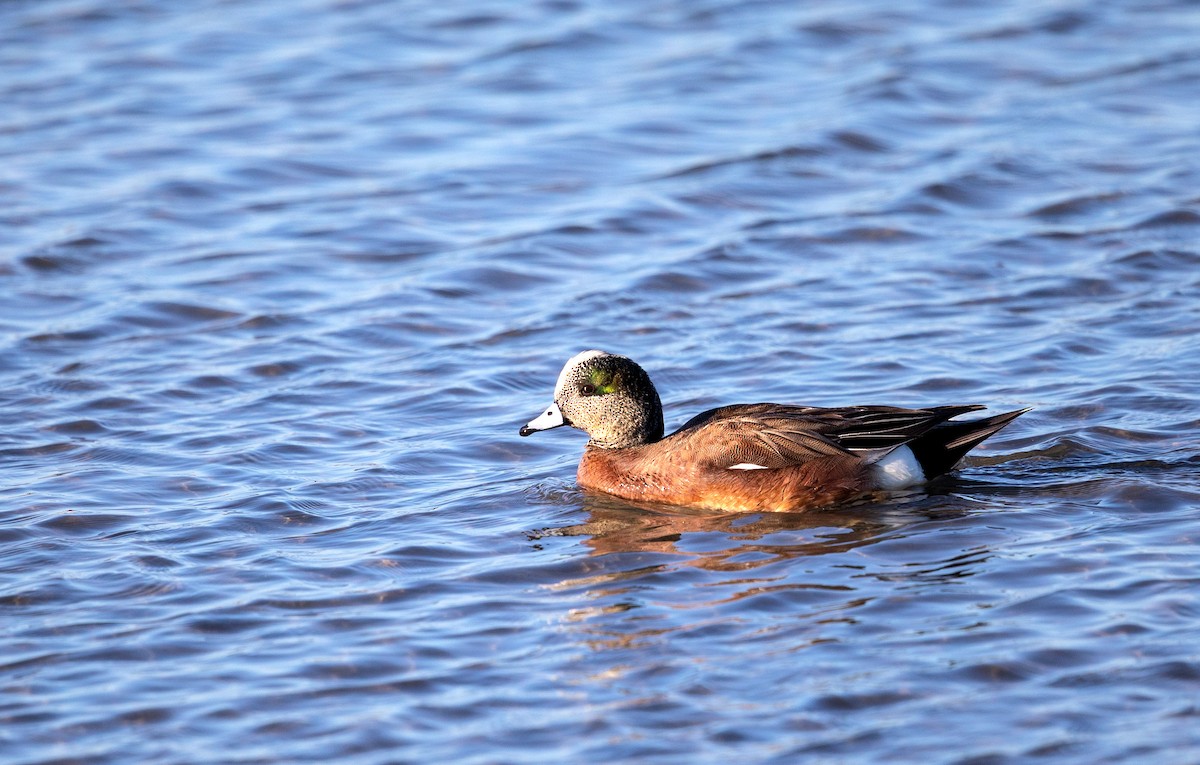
left=519, top=350, right=1028, bottom=512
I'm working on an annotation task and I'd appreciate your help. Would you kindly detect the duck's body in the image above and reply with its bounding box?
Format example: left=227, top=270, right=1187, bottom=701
left=520, top=351, right=1027, bottom=513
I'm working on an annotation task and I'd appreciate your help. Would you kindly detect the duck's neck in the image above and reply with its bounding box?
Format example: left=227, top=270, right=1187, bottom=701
left=586, top=402, right=664, bottom=449
left=587, top=433, right=655, bottom=450
left=587, top=423, right=662, bottom=450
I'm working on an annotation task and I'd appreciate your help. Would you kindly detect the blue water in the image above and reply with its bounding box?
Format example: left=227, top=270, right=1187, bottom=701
left=3, top=1, right=1200, bottom=763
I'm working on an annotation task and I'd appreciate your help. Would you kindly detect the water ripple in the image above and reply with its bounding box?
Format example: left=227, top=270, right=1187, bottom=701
left=3, top=0, right=1200, bottom=763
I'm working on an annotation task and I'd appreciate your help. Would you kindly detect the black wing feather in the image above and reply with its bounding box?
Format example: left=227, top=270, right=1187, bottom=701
left=674, top=403, right=987, bottom=469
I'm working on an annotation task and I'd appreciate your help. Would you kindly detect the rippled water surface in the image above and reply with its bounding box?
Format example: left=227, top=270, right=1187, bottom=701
left=3, top=1, right=1200, bottom=762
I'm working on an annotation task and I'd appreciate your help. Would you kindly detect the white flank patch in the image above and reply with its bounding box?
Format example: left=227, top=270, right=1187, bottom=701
left=872, top=445, right=926, bottom=490
left=728, top=463, right=770, bottom=470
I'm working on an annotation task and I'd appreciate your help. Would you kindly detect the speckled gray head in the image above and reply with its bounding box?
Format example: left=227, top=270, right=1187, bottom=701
left=519, top=350, right=664, bottom=449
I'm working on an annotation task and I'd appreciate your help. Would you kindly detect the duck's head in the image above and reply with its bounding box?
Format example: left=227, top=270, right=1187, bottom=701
left=519, top=350, right=664, bottom=449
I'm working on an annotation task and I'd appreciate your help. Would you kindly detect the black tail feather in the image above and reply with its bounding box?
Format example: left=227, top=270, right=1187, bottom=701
left=908, top=408, right=1030, bottom=480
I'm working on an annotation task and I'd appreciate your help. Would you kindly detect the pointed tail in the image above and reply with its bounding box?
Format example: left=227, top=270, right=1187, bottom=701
left=907, top=407, right=1031, bottom=480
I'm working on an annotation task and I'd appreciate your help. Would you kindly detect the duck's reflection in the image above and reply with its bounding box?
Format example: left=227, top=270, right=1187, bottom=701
left=531, top=493, right=1025, bottom=696
left=530, top=488, right=994, bottom=624
left=538, top=492, right=924, bottom=568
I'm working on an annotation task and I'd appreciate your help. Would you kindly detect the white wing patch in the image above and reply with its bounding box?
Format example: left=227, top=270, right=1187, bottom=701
left=728, top=463, right=770, bottom=470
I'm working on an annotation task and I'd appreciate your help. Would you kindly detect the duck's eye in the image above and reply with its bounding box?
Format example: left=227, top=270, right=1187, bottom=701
left=580, top=383, right=596, bottom=395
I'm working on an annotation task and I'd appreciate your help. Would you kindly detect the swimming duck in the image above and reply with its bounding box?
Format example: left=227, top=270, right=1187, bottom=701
left=520, top=350, right=1028, bottom=512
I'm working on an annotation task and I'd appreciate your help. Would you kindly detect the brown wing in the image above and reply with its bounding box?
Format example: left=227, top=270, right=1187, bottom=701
left=673, top=403, right=986, bottom=469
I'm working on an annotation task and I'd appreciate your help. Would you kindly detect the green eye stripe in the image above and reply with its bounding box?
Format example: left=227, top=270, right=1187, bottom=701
left=587, top=369, right=620, bottom=395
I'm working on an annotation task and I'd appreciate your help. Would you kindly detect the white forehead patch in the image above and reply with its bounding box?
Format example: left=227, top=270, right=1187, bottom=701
left=554, top=349, right=610, bottom=398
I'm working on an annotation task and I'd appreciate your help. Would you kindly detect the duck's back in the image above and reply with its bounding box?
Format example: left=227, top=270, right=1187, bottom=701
left=577, top=402, right=1001, bottom=512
